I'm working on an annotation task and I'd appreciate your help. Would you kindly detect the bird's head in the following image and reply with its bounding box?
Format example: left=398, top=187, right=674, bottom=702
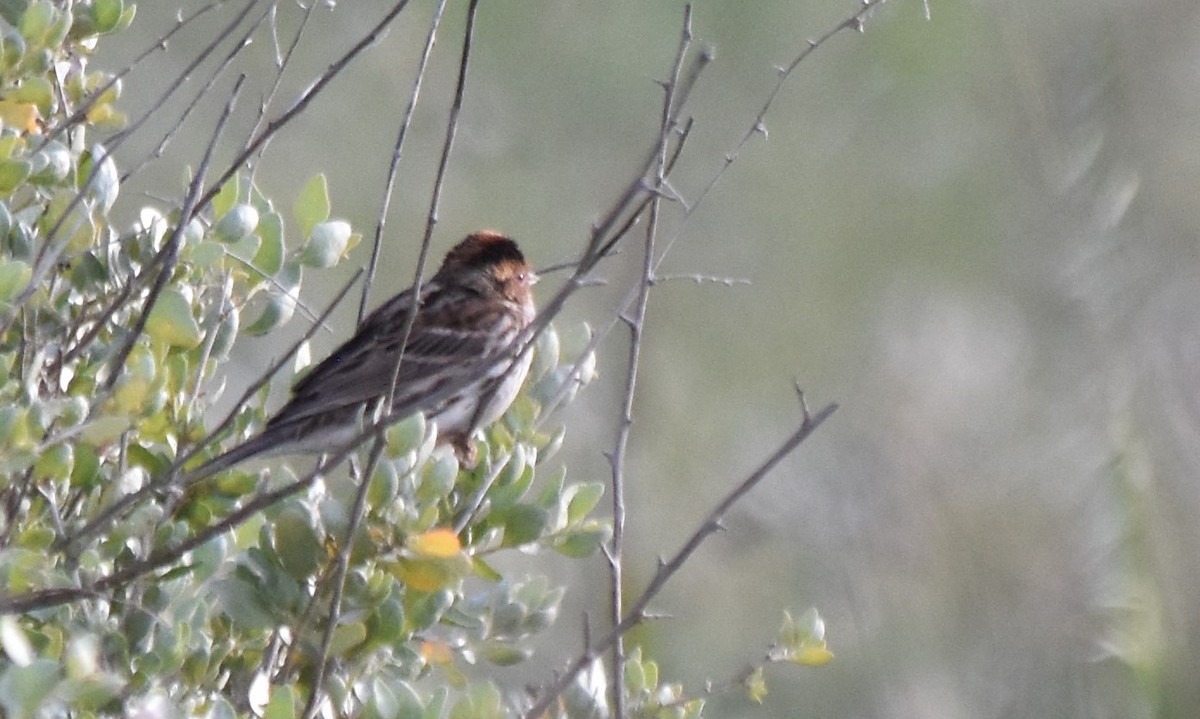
left=439, top=231, right=538, bottom=302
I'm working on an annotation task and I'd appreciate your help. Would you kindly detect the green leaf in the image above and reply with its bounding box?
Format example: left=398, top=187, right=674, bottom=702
left=300, top=219, right=351, bottom=268
left=113, top=5, right=135, bottom=33
left=394, top=681, right=427, bottom=719
left=0, top=28, right=23, bottom=72
left=254, top=211, right=284, bottom=274
left=215, top=575, right=276, bottom=631
left=213, top=203, right=259, bottom=244
left=0, top=158, right=31, bottom=194
left=531, top=324, right=560, bottom=382
left=554, top=522, right=611, bottom=558
left=31, top=442, right=71, bottom=481
left=188, top=239, right=224, bottom=269
left=480, top=641, right=532, bottom=666
left=43, top=1, right=69, bottom=48
left=19, top=1, right=54, bottom=47
left=212, top=175, right=239, bottom=219
left=405, top=588, right=453, bottom=632
left=488, top=456, right=535, bottom=510
left=80, top=144, right=119, bottom=212
left=330, top=621, right=368, bottom=655
left=41, top=189, right=96, bottom=253
left=272, top=502, right=323, bottom=579
left=367, top=598, right=406, bottom=645
left=294, top=173, right=330, bottom=239
left=69, top=444, right=100, bottom=489
left=243, top=262, right=300, bottom=336
left=386, top=413, right=426, bottom=457
left=565, top=482, right=604, bottom=524
left=534, top=466, right=566, bottom=509
left=0, top=658, right=61, bottom=718
left=209, top=306, right=239, bottom=359
left=10, top=76, right=52, bottom=116
left=745, top=666, right=767, bottom=703
left=501, top=504, right=549, bottom=547
left=0, top=3, right=22, bottom=27
left=370, top=677, right=401, bottom=719
left=93, top=0, right=122, bottom=33
left=417, top=455, right=458, bottom=502
left=145, top=286, right=202, bottom=349
left=54, top=673, right=125, bottom=710
left=0, top=615, right=33, bottom=665
left=0, top=258, right=30, bottom=303
left=470, top=556, right=503, bottom=582
left=69, top=251, right=107, bottom=289
left=264, top=685, right=297, bottom=719
left=624, top=652, right=646, bottom=692
left=448, top=682, right=503, bottom=719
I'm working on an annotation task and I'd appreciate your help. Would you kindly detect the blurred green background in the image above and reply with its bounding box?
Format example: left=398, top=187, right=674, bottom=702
left=96, top=0, right=1200, bottom=716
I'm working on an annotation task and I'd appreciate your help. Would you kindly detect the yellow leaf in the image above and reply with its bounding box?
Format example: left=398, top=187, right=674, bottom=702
left=421, top=639, right=453, bottom=665
left=408, top=528, right=461, bottom=559
left=0, top=100, right=39, bottom=133
left=745, top=666, right=767, bottom=703
left=792, top=640, right=834, bottom=666
left=390, top=558, right=455, bottom=593
left=85, top=103, right=127, bottom=130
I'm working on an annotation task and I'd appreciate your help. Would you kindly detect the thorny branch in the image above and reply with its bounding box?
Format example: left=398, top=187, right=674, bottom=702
left=525, top=2, right=889, bottom=714
left=524, top=397, right=839, bottom=719
left=606, top=7, right=696, bottom=717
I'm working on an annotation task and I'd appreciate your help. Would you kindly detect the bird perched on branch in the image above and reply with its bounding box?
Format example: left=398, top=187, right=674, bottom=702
left=186, top=230, right=538, bottom=481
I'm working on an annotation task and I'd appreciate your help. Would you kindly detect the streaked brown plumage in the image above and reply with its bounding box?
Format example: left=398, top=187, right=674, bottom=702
left=187, top=231, right=537, bottom=480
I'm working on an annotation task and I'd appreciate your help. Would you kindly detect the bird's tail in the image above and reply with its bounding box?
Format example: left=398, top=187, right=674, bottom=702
left=177, top=431, right=282, bottom=486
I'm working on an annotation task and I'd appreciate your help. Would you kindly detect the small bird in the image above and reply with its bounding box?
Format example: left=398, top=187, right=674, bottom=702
left=185, top=230, right=538, bottom=481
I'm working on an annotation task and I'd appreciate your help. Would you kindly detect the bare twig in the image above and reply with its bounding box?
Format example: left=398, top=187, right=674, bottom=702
left=606, top=8, right=695, bottom=716
left=652, top=272, right=750, bottom=287
left=112, top=0, right=264, bottom=172
left=194, top=0, right=416, bottom=212
left=655, top=0, right=890, bottom=264
left=533, top=0, right=883, bottom=430
left=524, top=397, right=839, bottom=719
left=33, top=1, right=225, bottom=153
left=245, top=0, right=321, bottom=163
left=359, top=0, right=451, bottom=325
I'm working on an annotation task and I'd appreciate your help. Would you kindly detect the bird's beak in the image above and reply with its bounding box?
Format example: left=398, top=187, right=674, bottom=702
left=526, top=271, right=540, bottom=285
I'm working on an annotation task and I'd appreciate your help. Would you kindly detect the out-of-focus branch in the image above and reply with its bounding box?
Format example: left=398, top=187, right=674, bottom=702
left=104, top=75, right=245, bottom=391
left=194, top=0, right=415, bottom=212
left=119, top=1, right=272, bottom=182
left=244, top=0, right=321, bottom=170
left=33, top=1, right=226, bottom=153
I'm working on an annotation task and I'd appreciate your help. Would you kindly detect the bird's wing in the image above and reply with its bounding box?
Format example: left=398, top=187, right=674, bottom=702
left=266, top=283, right=518, bottom=429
